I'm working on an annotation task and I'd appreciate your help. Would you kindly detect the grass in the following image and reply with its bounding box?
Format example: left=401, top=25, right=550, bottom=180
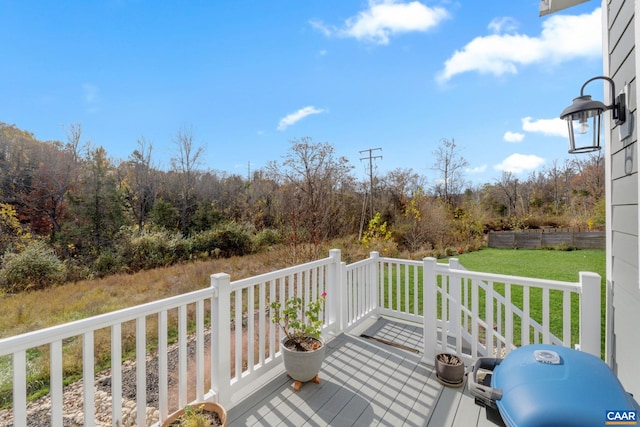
left=0, top=245, right=300, bottom=408
left=447, top=248, right=605, bottom=283
left=376, top=248, right=605, bottom=354
left=444, top=248, right=606, bottom=354
left=0, top=246, right=300, bottom=339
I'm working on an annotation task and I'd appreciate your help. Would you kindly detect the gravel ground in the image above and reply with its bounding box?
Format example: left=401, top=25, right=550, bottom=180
left=0, top=329, right=212, bottom=427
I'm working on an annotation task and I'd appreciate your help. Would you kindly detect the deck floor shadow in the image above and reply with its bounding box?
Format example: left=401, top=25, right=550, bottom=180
left=227, top=318, right=504, bottom=426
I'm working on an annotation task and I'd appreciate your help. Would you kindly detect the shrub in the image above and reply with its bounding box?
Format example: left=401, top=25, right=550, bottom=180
left=117, top=229, right=189, bottom=272
left=190, top=222, right=253, bottom=258
left=254, top=229, right=283, bottom=248
left=93, top=250, right=124, bottom=277
left=393, top=195, right=452, bottom=252
left=0, top=240, right=66, bottom=292
left=361, top=212, right=397, bottom=256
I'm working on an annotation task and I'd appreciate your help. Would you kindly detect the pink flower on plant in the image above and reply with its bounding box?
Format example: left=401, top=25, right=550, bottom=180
left=321, top=291, right=327, bottom=297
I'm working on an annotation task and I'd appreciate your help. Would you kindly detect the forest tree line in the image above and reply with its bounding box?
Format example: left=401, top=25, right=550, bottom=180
left=0, top=122, right=604, bottom=291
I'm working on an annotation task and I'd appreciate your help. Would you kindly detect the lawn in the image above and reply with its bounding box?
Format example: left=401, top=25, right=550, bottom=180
left=443, top=247, right=606, bottom=354
left=447, top=248, right=605, bottom=283
left=378, top=248, right=605, bottom=354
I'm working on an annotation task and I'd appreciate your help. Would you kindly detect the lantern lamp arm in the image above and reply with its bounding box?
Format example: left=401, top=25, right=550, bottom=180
left=580, top=76, right=625, bottom=123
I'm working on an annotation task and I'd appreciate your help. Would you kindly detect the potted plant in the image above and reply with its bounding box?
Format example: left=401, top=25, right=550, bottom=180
left=270, top=291, right=327, bottom=391
left=162, top=402, right=227, bottom=427
left=435, top=352, right=465, bottom=387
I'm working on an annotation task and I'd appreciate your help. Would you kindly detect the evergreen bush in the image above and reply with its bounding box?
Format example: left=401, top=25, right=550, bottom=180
left=93, top=250, right=124, bottom=277
left=0, top=240, right=66, bottom=292
left=190, top=222, right=252, bottom=258
left=118, top=229, right=188, bottom=272
left=254, top=228, right=283, bottom=248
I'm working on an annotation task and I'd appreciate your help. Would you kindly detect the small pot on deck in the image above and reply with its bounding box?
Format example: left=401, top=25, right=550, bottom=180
left=161, top=401, right=227, bottom=426
left=435, top=353, right=465, bottom=387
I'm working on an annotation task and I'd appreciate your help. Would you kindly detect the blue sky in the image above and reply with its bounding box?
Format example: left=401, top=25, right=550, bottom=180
left=0, top=1, right=602, bottom=185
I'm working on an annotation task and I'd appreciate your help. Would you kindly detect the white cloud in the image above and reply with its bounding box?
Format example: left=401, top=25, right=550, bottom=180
left=466, top=164, right=487, bottom=173
left=277, top=106, right=325, bottom=131
left=488, top=17, right=518, bottom=34
left=310, top=20, right=332, bottom=37
left=494, top=153, right=545, bottom=174
left=437, top=7, right=601, bottom=83
left=504, top=131, right=525, bottom=143
left=311, top=0, right=449, bottom=45
left=521, top=116, right=567, bottom=137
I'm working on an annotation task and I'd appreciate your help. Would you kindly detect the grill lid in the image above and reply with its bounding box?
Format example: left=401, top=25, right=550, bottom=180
left=492, top=344, right=638, bottom=427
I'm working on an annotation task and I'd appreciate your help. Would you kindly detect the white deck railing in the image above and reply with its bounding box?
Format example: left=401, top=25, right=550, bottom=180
left=0, top=249, right=601, bottom=426
left=427, top=258, right=601, bottom=363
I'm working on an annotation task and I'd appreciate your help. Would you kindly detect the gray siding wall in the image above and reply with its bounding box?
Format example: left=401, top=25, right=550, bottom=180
left=608, top=0, right=640, bottom=397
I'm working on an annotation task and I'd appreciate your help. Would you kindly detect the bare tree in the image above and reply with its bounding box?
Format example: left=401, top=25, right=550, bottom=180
left=120, top=137, right=158, bottom=230
left=495, top=171, right=519, bottom=218
left=380, top=168, right=423, bottom=218
left=394, top=189, right=451, bottom=251
left=431, top=138, right=468, bottom=205
left=170, top=125, right=204, bottom=233
left=570, top=152, right=604, bottom=218
left=268, top=137, right=354, bottom=260
left=545, top=159, right=574, bottom=216
left=23, top=123, right=82, bottom=240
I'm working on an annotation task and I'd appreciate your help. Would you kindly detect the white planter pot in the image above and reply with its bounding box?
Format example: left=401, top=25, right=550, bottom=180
left=281, top=337, right=325, bottom=383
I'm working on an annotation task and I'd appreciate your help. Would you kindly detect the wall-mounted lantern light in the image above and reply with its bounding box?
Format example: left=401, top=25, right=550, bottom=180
left=560, top=76, right=626, bottom=154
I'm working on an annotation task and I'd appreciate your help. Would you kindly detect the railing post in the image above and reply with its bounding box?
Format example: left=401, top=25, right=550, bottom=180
left=83, top=332, right=95, bottom=426
left=340, top=259, right=349, bottom=332
left=328, top=249, right=342, bottom=334
left=423, top=257, right=438, bottom=363
left=370, top=252, right=380, bottom=315
left=13, top=350, right=26, bottom=427
left=211, top=273, right=231, bottom=407
left=579, top=271, right=601, bottom=358
left=447, top=261, right=463, bottom=356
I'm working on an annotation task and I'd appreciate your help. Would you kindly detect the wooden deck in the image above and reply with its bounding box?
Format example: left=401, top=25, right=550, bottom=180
left=227, top=317, right=505, bottom=426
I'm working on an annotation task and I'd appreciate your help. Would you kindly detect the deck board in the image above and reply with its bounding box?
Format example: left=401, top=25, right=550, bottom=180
left=227, top=317, right=504, bottom=427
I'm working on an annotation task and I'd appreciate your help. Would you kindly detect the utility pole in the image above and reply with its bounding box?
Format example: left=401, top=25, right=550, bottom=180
left=359, top=148, right=382, bottom=220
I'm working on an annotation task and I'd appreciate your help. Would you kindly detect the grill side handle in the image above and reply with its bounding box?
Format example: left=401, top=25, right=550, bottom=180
left=468, top=357, right=503, bottom=409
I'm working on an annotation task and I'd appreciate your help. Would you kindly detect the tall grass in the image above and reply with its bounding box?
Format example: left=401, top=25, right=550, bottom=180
left=0, top=246, right=298, bottom=408
left=0, top=246, right=299, bottom=339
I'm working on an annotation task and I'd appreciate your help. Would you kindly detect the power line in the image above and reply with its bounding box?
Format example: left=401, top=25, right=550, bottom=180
left=359, top=148, right=382, bottom=221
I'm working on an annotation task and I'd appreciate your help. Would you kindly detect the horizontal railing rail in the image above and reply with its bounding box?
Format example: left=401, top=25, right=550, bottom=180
left=0, top=249, right=601, bottom=426
left=430, top=258, right=601, bottom=362
left=0, top=285, right=217, bottom=427
left=211, top=249, right=342, bottom=409
left=0, top=250, right=342, bottom=426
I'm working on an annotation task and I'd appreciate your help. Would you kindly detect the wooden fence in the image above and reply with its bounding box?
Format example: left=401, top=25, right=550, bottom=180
left=488, top=230, right=605, bottom=249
